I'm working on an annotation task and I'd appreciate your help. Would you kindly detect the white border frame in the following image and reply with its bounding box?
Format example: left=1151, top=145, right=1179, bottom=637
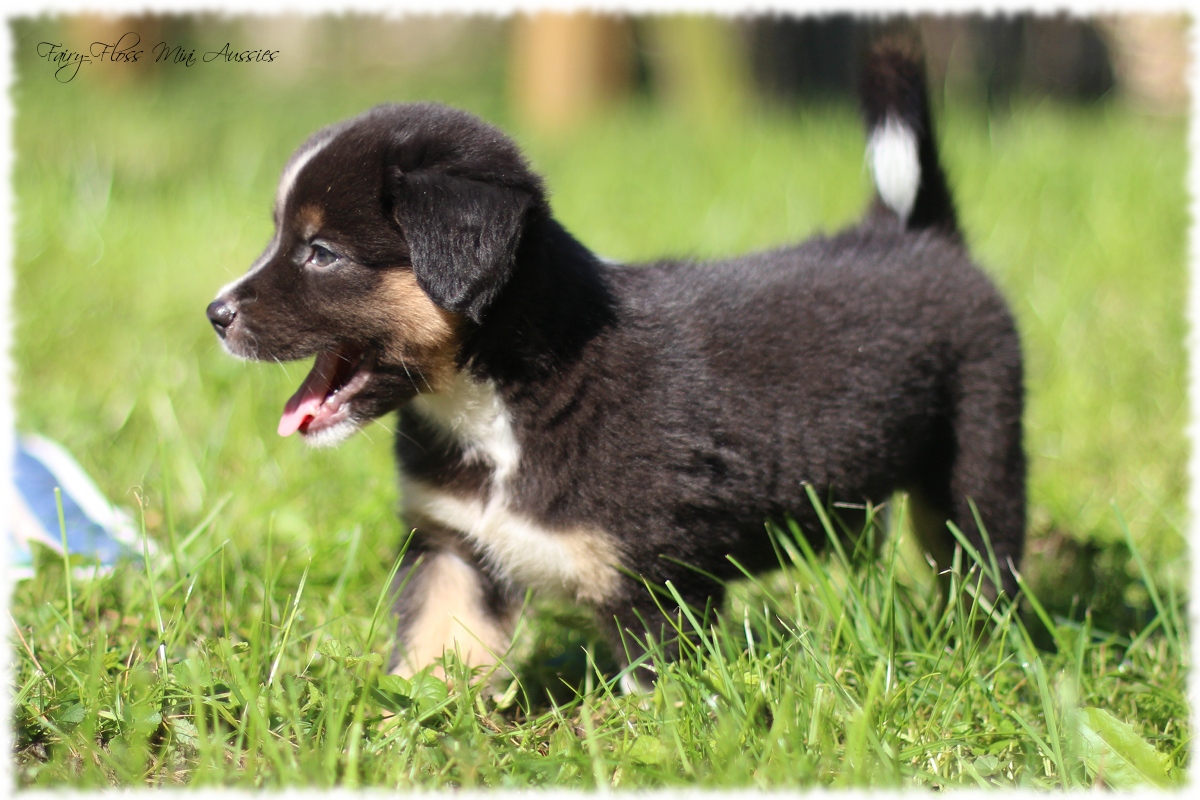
left=2, top=3, right=1193, bottom=798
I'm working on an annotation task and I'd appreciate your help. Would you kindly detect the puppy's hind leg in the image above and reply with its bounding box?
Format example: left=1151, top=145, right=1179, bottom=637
left=954, top=345, right=1026, bottom=601
left=389, top=528, right=519, bottom=680
left=913, top=354, right=1026, bottom=605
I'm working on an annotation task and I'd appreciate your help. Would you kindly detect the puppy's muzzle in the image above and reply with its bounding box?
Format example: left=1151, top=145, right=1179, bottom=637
left=207, top=299, right=237, bottom=338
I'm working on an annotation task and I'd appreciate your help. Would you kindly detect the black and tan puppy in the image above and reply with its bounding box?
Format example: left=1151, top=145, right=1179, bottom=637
left=208, top=43, right=1024, bottom=685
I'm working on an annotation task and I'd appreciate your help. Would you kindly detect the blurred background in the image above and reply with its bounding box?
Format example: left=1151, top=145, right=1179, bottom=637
left=20, top=13, right=1189, bottom=124
left=11, top=12, right=1190, bottom=631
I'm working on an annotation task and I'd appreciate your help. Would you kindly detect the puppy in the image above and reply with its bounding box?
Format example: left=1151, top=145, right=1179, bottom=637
left=208, top=42, right=1024, bottom=685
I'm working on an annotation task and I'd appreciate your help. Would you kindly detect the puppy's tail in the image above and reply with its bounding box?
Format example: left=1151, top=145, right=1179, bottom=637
left=861, top=39, right=959, bottom=237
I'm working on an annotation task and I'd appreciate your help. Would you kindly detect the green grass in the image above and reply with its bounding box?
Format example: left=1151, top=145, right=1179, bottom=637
left=10, top=18, right=1189, bottom=788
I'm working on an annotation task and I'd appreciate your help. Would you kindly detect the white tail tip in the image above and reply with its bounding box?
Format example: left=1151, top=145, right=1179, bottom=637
left=868, top=116, right=920, bottom=222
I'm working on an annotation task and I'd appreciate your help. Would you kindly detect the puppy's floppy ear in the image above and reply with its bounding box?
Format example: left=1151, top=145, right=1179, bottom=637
left=387, top=167, right=532, bottom=323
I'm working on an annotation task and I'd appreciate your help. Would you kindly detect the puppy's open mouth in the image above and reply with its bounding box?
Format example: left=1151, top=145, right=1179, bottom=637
left=278, top=346, right=374, bottom=438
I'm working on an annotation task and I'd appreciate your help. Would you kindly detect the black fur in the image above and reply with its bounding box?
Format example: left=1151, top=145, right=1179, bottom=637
left=209, top=42, right=1025, bottom=682
left=382, top=106, right=543, bottom=322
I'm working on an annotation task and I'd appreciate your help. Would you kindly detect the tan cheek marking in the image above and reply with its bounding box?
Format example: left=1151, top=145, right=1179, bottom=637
left=391, top=552, right=514, bottom=680
left=376, top=270, right=461, bottom=391
left=296, top=204, right=324, bottom=238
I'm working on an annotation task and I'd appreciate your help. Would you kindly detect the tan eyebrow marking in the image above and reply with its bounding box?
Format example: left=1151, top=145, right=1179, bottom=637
left=297, top=204, right=324, bottom=238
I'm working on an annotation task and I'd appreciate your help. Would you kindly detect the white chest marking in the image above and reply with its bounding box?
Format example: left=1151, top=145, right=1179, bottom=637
left=410, top=372, right=520, bottom=481
left=404, top=481, right=618, bottom=604
left=406, top=375, right=619, bottom=604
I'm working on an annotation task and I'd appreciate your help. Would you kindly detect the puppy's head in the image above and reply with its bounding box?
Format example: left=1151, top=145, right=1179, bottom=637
left=207, top=103, right=543, bottom=446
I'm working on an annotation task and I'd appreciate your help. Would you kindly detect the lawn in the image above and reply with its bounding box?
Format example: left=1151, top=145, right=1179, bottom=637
left=10, top=17, right=1189, bottom=789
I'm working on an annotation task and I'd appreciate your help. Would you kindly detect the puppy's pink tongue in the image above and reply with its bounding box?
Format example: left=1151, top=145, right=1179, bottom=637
left=278, top=352, right=340, bottom=437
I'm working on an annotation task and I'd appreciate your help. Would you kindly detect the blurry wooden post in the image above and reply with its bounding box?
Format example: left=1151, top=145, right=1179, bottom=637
left=510, top=13, right=634, bottom=134
left=66, top=14, right=163, bottom=85
left=242, top=15, right=317, bottom=86
left=917, top=16, right=975, bottom=98
left=1097, top=14, right=1189, bottom=115
left=644, top=15, right=750, bottom=124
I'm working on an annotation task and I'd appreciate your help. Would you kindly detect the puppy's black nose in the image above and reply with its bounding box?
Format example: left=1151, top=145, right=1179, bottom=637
left=207, top=299, right=236, bottom=338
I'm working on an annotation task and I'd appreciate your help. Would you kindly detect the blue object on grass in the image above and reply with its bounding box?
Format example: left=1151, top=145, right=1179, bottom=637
left=10, top=434, right=141, bottom=578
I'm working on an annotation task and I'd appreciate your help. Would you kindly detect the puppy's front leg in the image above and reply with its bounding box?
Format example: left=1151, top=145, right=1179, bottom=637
left=389, top=529, right=517, bottom=679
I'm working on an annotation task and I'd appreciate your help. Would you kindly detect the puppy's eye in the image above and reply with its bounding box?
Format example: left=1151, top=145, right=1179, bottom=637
left=307, top=243, right=339, bottom=269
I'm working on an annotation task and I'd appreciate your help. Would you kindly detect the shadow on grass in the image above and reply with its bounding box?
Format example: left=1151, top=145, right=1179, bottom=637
left=1021, top=531, right=1158, bottom=648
